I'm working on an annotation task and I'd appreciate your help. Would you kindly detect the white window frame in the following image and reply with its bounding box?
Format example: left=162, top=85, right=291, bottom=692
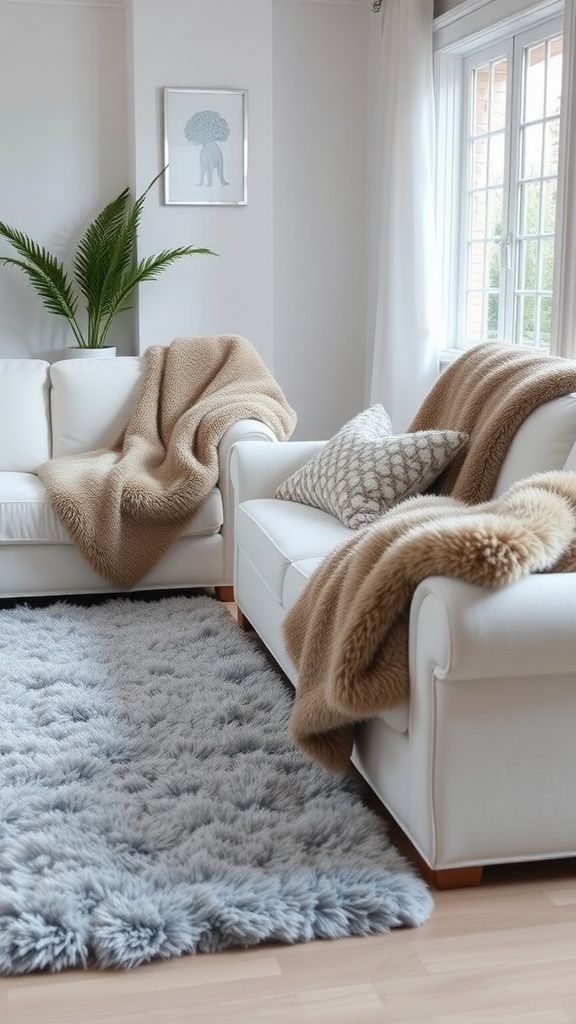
left=434, top=0, right=564, bottom=359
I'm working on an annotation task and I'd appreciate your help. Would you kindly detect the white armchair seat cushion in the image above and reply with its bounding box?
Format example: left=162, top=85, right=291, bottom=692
left=0, top=473, right=223, bottom=544
left=236, top=498, right=351, bottom=602
left=0, top=360, right=51, bottom=472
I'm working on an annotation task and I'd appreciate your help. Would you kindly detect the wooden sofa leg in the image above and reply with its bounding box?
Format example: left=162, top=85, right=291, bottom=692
left=215, top=586, right=234, bottom=602
left=421, top=864, right=483, bottom=890
left=237, top=608, right=254, bottom=632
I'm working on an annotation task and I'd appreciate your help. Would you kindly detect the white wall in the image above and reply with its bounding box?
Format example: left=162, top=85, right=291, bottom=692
left=0, top=0, right=131, bottom=359
left=129, top=0, right=275, bottom=371
left=0, top=0, right=372, bottom=437
left=272, top=0, right=370, bottom=437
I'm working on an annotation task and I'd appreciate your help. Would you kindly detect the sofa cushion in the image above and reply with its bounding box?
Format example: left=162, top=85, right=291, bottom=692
left=493, top=393, right=576, bottom=496
left=0, top=473, right=223, bottom=543
left=274, top=405, right=468, bottom=529
left=236, top=498, right=352, bottom=602
left=0, top=360, right=51, bottom=472
left=50, top=357, right=146, bottom=457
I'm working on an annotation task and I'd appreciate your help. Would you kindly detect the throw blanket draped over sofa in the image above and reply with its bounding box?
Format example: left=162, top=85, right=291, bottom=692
left=284, top=343, right=576, bottom=771
left=40, top=335, right=297, bottom=587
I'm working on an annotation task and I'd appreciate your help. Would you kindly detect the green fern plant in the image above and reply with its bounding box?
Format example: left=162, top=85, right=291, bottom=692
left=0, top=169, right=216, bottom=349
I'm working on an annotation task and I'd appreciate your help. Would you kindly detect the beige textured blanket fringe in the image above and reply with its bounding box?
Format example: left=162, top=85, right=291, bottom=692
left=284, top=471, right=576, bottom=772
left=408, top=342, right=576, bottom=502
left=39, top=335, right=297, bottom=587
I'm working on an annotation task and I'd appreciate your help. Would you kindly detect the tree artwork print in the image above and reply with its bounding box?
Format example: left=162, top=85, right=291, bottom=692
left=163, top=88, right=247, bottom=205
left=185, top=110, right=230, bottom=188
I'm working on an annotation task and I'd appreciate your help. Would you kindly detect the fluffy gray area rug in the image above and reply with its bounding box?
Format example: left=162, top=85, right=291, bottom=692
left=0, top=595, right=433, bottom=974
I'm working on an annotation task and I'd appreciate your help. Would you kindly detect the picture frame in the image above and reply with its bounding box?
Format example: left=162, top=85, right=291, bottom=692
left=163, top=87, right=248, bottom=206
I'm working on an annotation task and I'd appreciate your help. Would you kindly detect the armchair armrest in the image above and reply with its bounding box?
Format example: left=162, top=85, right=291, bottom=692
left=230, top=439, right=326, bottom=504
left=217, top=419, right=279, bottom=583
left=410, top=573, right=576, bottom=684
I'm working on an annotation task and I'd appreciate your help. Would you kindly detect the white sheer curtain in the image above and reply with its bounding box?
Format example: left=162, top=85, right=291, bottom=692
left=369, top=0, right=437, bottom=431
left=551, top=0, right=576, bottom=358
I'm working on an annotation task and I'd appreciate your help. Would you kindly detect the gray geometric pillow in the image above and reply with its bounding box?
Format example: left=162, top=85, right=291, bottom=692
left=274, top=405, right=468, bottom=529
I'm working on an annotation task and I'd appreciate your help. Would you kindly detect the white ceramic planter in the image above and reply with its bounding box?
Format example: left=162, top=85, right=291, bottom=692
left=64, top=347, right=117, bottom=359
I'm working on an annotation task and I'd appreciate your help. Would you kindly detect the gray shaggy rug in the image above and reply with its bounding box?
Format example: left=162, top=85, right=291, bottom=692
left=0, top=594, right=432, bottom=974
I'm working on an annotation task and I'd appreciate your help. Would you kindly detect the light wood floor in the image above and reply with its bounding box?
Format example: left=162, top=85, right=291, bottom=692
left=1, top=603, right=575, bottom=1023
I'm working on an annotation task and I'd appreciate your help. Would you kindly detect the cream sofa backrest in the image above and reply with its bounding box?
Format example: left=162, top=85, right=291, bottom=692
left=493, top=393, right=576, bottom=496
left=49, top=357, right=146, bottom=457
left=0, top=359, right=51, bottom=472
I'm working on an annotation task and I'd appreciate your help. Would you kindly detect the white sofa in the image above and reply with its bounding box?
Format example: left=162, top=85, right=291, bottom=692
left=0, top=357, right=276, bottom=600
left=231, top=394, right=576, bottom=887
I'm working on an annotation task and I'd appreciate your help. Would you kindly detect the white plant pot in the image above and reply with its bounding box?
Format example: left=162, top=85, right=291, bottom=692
left=64, top=346, right=117, bottom=359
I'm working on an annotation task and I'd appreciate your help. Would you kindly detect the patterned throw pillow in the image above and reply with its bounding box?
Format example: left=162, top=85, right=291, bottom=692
left=274, top=405, right=468, bottom=529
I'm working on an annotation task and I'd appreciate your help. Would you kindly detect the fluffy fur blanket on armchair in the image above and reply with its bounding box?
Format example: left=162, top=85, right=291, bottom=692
left=40, top=335, right=296, bottom=587
left=284, top=342, right=576, bottom=772
left=284, top=471, right=576, bottom=771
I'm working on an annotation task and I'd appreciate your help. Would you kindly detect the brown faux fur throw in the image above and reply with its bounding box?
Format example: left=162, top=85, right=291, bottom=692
left=284, top=471, right=576, bottom=772
left=39, top=335, right=296, bottom=587
left=408, top=342, right=576, bottom=502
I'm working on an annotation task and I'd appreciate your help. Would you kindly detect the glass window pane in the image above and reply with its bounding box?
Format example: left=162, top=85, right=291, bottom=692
left=543, top=180, right=557, bottom=234
left=468, top=242, right=486, bottom=289
left=546, top=36, right=563, bottom=117
left=471, top=138, right=488, bottom=188
left=488, top=133, right=505, bottom=185
left=520, top=294, right=537, bottom=343
left=487, top=242, right=500, bottom=288
left=520, top=239, right=538, bottom=290
left=541, top=238, right=555, bottom=290
left=487, top=189, right=503, bottom=239
left=470, top=192, right=487, bottom=238
left=540, top=297, right=553, bottom=345
left=490, top=60, right=508, bottom=131
left=487, top=293, right=499, bottom=339
left=472, top=65, right=490, bottom=135
left=466, top=293, right=484, bottom=342
left=521, top=123, right=543, bottom=179
left=543, top=120, right=560, bottom=177
left=520, top=181, right=541, bottom=235
left=523, top=42, right=546, bottom=123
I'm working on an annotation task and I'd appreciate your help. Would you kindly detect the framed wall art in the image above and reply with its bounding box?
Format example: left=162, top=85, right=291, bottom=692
left=163, top=87, right=248, bottom=206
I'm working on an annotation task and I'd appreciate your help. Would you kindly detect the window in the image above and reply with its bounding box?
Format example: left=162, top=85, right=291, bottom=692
left=435, top=5, right=564, bottom=353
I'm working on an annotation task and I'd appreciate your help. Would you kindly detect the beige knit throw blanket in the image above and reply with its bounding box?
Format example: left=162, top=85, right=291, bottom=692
left=284, top=342, right=576, bottom=772
left=39, top=335, right=297, bottom=587
left=408, top=341, right=576, bottom=502
left=284, top=471, right=576, bottom=772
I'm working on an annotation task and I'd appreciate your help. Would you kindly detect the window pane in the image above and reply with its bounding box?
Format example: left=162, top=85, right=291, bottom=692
left=468, top=242, right=486, bottom=288
left=541, top=238, right=555, bottom=290
left=487, top=293, right=499, bottom=339
left=520, top=239, right=538, bottom=290
left=487, top=189, right=503, bottom=238
left=523, top=41, right=546, bottom=123
left=540, top=297, right=553, bottom=345
left=521, top=123, right=543, bottom=178
left=466, top=292, right=485, bottom=342
left=470, top=192, right=487, bottom=238
left=546, top=36, right=563, bottom=117
left=490, top=60, right=507, bottom=131
left=520, top=181, right=541, bottom=235
left=543, top=120, right=560, bottom=177
left=519, top=294, right=537, bottom=343
left=488, top=133, right=505, bottom=185
left=472, top=65, right=490, bottom=135
left=471, top=138, right=488, bottom=188
left=543, top=180, right=557, bottom=233
left=487, top=242, right=500, bottom=287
